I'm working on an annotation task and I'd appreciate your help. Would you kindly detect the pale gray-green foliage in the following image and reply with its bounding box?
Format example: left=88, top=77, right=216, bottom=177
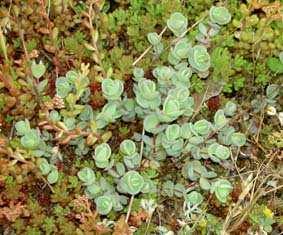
left=16, top=6, right=245, bottom=216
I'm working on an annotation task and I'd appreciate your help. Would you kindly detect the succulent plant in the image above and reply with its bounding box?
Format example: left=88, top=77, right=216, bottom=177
left=214, top=109, right=228, bottom=129
left=96, top=102, right=123, bottom=129
left=38, top=159, right=59, bottom=184
left=120, top=139, right=141, bottom=169
left=153, top=66, right=174, bottom=88
left=207, top=143, right=230, bottom=162
left=230, top=132, right=246, bottom=147
left=134, top=79, right=161, bottom=109
left=194, top=119, right=212, bottom=136
left=147, top=32, right=160, bottom=46
left=38, top=158, right=52, bottom=175
left=77, top=167, right=96, bottom=185
left=209, top=6, right=231, bottom=25
left=172, top=38, right=191, bottom=59
left=188, top=45, right=211, bottom=72
left=161, top=180, right=186, bottom=198
left=161, top=124, right=184, bottom=157
left=143, top=114, right=162, bottom=134
left=167, top=12, right=188, bottom=37
left=120, top=139, right=136, bottom=156
left=47, top=168, right=59, bottom=184
left=95, top=195, right=113, bottom=215
left=31, top=60, right=46, bottom=79
left=118, top=171, right=144, bottom=195
left=132, top=67, right=145, bottom=82
left=101, top=78, right=124, bottom=101
left=159, top=96, right=185, bottom=122
left=224, top=101, right=237, bottom=117
left=93, top=143, right=112, bottom=169
left=56, top=76, right=72, bottom=98
left=210, top=179, right=233, bottom=203
left=185, top=191, right=203, bottom=205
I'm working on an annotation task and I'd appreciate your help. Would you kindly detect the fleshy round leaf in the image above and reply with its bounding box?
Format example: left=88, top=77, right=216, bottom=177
left=95, top=195, right=113, bottom=215
left=194, top=119, right=212, bottom=136
left=77, top=167, right=96, bottom=185
left=230, top=132, right=246, bottom=147
left=167, top=12, right=188, bottom=37
left=214, top=109, right=228, bottom=129
left=20, top=130, right=41, bottom=150
left=31, top=61, right=46, bottom=79
left=120, top=139, right=136, bottom=156
left=185, top=191, right=203, bottom=205
left=101, top=78, right=124, bottom=101
left=188, top=45, right=211, bottom=72
left=211, top=179, right=233, bottom=203
left=209, top=6, right=231, bottom=25
left=94, top=143, right=112, bottom=162
left=120, top=171, right=144, bottom=195
left=38, top=159, right=51, bottom=175
left=15, top=119, right=31, bottom=136
left=47, top=168, right=59, bottom=184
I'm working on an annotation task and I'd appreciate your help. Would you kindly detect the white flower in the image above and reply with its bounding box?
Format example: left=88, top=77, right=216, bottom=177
left=278, top=112, right=283, bottom=126
left=266, top=106, right=277, bottom=116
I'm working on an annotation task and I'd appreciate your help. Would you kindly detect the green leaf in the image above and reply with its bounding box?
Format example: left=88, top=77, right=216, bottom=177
left=47, top=168, right=59, bottom=184
left=230, top=132, right=246, bottom=147
left=31, top=61, right=46, bottom=79
left=77, top=167, right=95, bottom=185
left=185, top=191, right=203, bottom=205
left=95, top=195, right=113, bottom=215
left=267, top=57, right=283, bottom=74
left=39, top=159, right=51, bottom=175
left=214, top=109, right=227, bottom=129
left=15, top=119, right=31, bottom=136
left=211, top=179, right=233, bottom=203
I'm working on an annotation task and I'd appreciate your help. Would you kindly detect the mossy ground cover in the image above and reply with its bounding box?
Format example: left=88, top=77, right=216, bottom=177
left=0, top=0, right=282, bottom=234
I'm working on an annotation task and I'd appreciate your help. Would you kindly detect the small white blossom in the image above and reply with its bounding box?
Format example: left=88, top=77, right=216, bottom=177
left=266, top=106, right=277, bottom=116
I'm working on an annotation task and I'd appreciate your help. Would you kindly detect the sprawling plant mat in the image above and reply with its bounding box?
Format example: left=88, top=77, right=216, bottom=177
left=0, top=0, right=282, bottom=234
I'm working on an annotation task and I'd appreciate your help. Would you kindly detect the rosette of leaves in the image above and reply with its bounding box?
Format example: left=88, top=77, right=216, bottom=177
left=207, top=143, right=230, bottom=162
left=185, top=191, right=203, bottom=205
left=188, top=45, right=211, bottom=72
left=15, top=120, right=41, bottom=150
left=152, top=66, right=174, bottom=89
left=118, top=170, right=144, bottom=195
left=77, top=167, right=96, bottom=185
left=172, top=66, right=192, bottom=87
left=95, top=195, right=113, bottom=215
left=161, top=180, right=186, bottom=198
left=159, top=96, right=184, bottom=122
left=121, top=98, right=136, bottom=122
left=96, top=102, right=123, bottom=129
left=209, top=6, right=231, bottom=25
left=132, top=67, right=145, bottom=82
left=134, top=79, right=161, bottom=109
left=182, top=160, right=217, bottom=191
left=210, top=179, right=233, bottom=203
left=56, top=76, right=72, bottom=98
left=38, top=159, right=59, bottom=184
left=143, top=113, right=163, bottom=134
left=196, top=22, right=221, bottom=44
left=167, top=12, right=188, bottom=37
left=194, top=119, right=213, bottom=136
left=171, top=38, right=191, bottom=60
left=147, top=32, right=163, bottom=55
left=224, top=101, right=237, bottom=117
left=93, top=143, right=112, bottom=169
left=120, top=139, right=141, bottom=169
left=15, top=120, right=52, bottom=158
left=161, top=124, right=184, bottom=157
left=101, top=78, right=124, bottom=101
